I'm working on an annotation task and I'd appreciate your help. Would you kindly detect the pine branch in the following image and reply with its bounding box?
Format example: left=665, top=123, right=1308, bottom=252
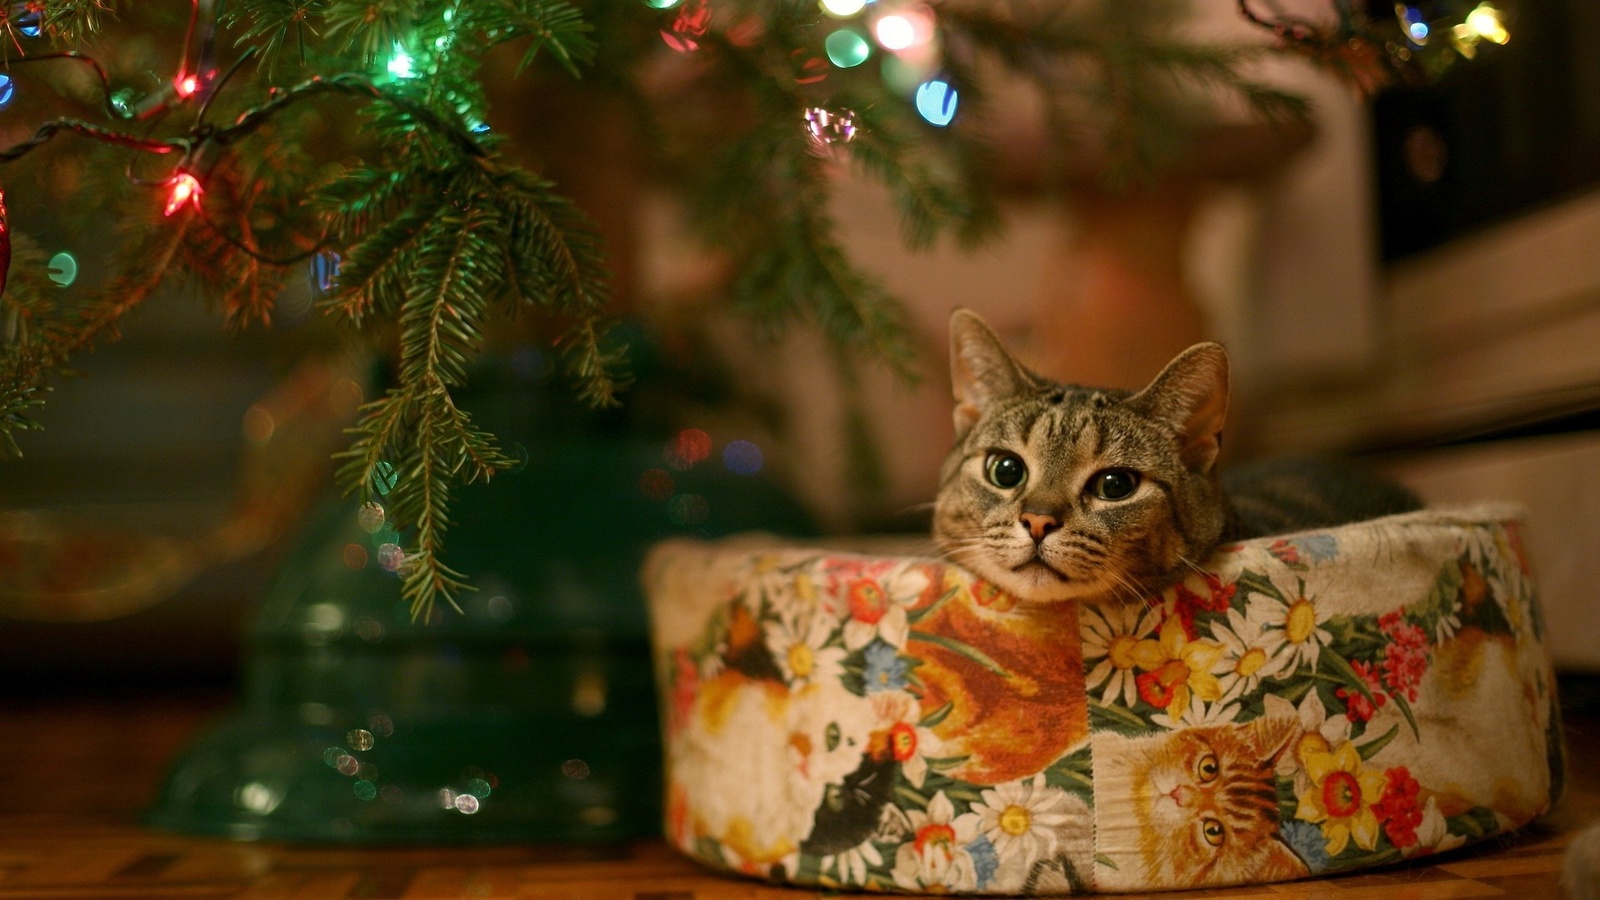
left=322, top=0, right=421, bottom=64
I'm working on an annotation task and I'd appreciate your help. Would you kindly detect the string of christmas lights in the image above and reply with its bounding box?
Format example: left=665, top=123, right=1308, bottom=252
left=0, top=0, right=1512, bottom=621
left=1238, top=0, right=1512, bottom=94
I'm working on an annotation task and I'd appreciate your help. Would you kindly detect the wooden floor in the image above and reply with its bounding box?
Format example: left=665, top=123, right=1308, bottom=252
left=0, top=685, right=1594, bottom=899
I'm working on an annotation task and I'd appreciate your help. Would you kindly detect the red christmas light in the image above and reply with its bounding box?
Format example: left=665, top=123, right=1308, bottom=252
left=164, top=173, right=202, bottom=216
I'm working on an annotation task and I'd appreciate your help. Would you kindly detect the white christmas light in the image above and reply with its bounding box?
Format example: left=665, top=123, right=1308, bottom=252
left=1465, top=3, right=1509, bottom=44
left=875, top=15, right=917, bottom=50
left=821, top=0, right=867, bottom=17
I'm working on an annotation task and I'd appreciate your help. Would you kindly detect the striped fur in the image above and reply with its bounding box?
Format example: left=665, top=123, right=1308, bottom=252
left=933, top=309, right=1230, bottom=604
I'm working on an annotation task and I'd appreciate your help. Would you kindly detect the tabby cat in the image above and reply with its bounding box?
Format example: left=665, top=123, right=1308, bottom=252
left=933, top=308, right=1420, bottom=604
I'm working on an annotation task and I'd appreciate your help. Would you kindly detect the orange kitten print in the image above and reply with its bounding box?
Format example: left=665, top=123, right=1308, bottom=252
left=1094, top=716, right=1309, bottom=890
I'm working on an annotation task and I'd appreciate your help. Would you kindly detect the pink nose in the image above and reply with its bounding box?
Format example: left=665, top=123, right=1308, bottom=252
left=1020, top=512, right=1060, bottom=541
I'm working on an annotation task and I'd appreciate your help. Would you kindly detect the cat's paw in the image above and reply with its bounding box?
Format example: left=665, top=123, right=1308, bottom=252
left=1564, top=820, right=1600, bottom=900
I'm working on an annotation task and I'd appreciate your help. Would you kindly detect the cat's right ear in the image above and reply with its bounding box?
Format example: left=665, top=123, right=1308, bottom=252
left=949, top=309, right=1035, bottom=439
left=1130, top=342, right=1230, bottom=474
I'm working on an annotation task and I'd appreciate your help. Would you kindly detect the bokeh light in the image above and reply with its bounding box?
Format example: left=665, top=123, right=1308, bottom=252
left=821, top=0, right=866, bottom=17
left=825, top=29, right=871, bottom=68
left=376, top=543, right=405, bottom=572
left=347, top=729, right=375, bottom=751
left=875, top=14, right=917, bottom=50
left=370, top=461, right=399, bottom=496
left=915, top=78, right=958, bottom=126
left=342, top=543, right=369, bottom=571
left=641, top=0, right=682, bottom=7
left=454, top=793, right=481, bottom=814
left=386, top=45, right=415, bottom=79
left=661, top=1, right=710, bottom=52
left=1465, top=3, right=1509, bottom=43
left=358, top=501, right=386, bottom=533
left=309, top=250, right=340, bottom=297
left=0, top=74, right=13, bottom=108
left=668, top=493, right=710, bottom=526
left=353, top=781, right=378, bottom=801
left=562, top=758, right=591, bottom=779
left=47, top=251, right=77, bottom=287
left=723, top=440, right=764, bottom=475
left=242, top=403, right=275, bottom=445
left=639, top=467, right=675, bottom=500
left=1398, top=6, right=1428, bottom=45
left=667, top=428, right=713, bottom=469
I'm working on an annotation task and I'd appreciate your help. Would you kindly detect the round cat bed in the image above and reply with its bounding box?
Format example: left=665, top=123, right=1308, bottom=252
left=643, top=506, right=1565, bottom=894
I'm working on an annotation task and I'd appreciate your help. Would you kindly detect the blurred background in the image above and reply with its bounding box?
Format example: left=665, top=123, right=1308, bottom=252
left=0, top=0, right=1595, bottom=802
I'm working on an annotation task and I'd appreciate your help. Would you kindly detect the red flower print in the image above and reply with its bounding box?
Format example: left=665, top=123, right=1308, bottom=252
left=1381, top=641, right=1428, bottom=703
left=1373, top=766, right=1423, bottom=849
left=1269, top=539, right=1303, bottom=567
left=1337, top=659, right=1389, bottom=723
left=1136, top=663, right=1188, bottom=709
left=972, top=579, right=1017, bottom=612
left=1378, top=612, right=1430, bottom=703
left=847, top=579, right=890, bottom=625
left=1172, top=573, right=1236, bottom=640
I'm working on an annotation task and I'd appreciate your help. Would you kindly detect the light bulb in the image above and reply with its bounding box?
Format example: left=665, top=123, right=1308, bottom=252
left=164, top=173, right=202, bottom=216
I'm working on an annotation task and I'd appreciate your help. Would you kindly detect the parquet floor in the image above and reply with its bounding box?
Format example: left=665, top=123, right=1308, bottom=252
left=0, top=686, right=1594, bottom=899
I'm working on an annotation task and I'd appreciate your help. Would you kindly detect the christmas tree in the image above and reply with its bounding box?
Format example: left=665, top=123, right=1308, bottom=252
left=0, top=0, right=1510, bottom=620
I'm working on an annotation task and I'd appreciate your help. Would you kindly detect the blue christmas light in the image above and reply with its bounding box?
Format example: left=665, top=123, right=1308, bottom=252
left=309, top=250, right=341, bottom=296
left=1400, top=6, right=1430, bottom=45
left=0, top=74, right=12, bottom=108
left=915, top=78, right=958, bottom=126
left=14, top=8, right=40, bottom=38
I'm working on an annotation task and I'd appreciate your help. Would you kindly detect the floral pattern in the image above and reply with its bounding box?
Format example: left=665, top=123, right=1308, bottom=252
left=648, top=508, right=1564, bottom=893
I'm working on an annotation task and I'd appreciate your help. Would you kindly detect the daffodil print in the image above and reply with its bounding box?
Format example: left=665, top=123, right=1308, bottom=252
left=1128, top=614, right=1225, bottom=717
left=890, top=790, right=983, bottom=891
left=650, top=512, right=1561, bottom=894
left=1295, top=742, right=1388, bottom=856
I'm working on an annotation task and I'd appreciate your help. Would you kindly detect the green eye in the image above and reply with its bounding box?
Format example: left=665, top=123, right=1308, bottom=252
left=1196, top=753, right=1219, bottom=783
left=1089, top=469, right=1140, bottom=501
left=824, top=722, right=841, bottom=752
left=985, top=452, right=1027, bottom=489
left=1201, top=817, right=1225, bottom=846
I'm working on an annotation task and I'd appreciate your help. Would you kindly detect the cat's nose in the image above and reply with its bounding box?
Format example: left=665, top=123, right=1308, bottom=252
left=1020, top=512, right=1061, bottom=542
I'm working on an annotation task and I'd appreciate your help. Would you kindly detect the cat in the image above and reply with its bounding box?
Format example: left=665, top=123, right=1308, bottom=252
left=1090, top=714, right=1309, bottom=890
left=933, top=308, right=1419, bottom=605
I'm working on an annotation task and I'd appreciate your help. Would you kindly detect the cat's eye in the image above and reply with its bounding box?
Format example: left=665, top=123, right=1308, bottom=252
left=1201, top=817, right=1225, bottom=846
left=825, top=722, right=841, bottom=752
left=985, top=451, right=1028, bottom=490
left=1088, top=468, right=1140, bottom=501
left=1196, top=753, right=1220, bottom=783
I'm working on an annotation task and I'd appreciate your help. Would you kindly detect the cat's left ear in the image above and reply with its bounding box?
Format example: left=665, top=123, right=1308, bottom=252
left=1130, top=342, right=1229, bottom=473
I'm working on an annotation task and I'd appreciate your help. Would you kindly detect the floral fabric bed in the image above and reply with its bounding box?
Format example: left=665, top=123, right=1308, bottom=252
left=643, top=507, right=1565, bottom=893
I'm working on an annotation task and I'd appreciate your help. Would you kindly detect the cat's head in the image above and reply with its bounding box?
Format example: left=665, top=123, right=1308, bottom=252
left=933, top=309, right=1230, bottom=603
left=1097, top=715, right=1307, bottom=888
